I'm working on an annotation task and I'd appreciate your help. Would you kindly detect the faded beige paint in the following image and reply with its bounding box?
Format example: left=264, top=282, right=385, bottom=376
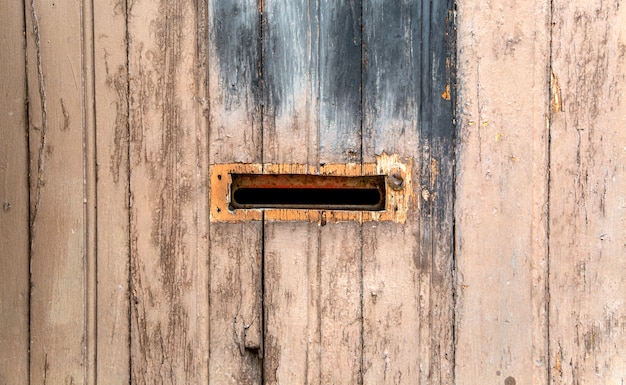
left=93, top=0, right=131, bottom=382
left=455, top=0, right=551, bottom=384
left=25, top=0, right=93, bottom=382
left=0, top=1, right=29, bottom=383
left=549, top=1, right=626, bottom=383
left=127, top=0, right=210, bottom=382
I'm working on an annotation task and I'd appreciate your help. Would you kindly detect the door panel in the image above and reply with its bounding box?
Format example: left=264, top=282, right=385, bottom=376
left=207, top=0, right=454, bottom=383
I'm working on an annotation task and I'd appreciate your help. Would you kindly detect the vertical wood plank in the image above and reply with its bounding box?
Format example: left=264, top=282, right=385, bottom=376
left=262, top=1, right=320, bottom=383
left=262, top=1, right=364, bottom=384
left=360, top=1, right=456, bottom=383
left=127, top=0, right=209, bottom=382
left=549, top=2, right=626, bottom=383
left=317, top=3, right=363, bottom=385
left=360, top=0, right=422, bottom=376
left=419, top=1, right=456, bottom=382
left=207, top=0, right=263, bottom=383
left=25, top=0, right=90, bottom=382
left=94, top=0, right=131, bottom=382
left=0, top=1, right=29, bottom=383
left=455, top=0, right=551, bottom=384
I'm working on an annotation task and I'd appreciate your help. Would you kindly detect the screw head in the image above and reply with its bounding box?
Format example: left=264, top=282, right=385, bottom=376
left=386, top=166, right=405, bottom=190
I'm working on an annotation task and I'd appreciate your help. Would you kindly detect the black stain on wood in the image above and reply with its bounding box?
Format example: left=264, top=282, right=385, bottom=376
left=212, top=1, right=262, bottom=112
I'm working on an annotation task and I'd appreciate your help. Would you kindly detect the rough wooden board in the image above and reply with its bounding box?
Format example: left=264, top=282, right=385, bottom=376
left=361, top=219, right=422, bottom=384
left=207, top=0, right=261, bottom=165
left=318, top=223, right=363, bottom=385
left=261, top=1, right=365, bottom=384
left=127, top=0, right=209, bottom=382
left=261, top=1, right=319, bottom=384
left=315, top=6, right=363, bottom=382
left=207, top=0, right=263, bottom=383
left=418, top=1, right=456, bottom=382
left=549, top=2, right=626, bottom=383
left=93, top=0, right=131, bottom=382
left=263, top=223, right=321, bottom=384
left=25, top=0, right=90, bottom=382
left=318, top=0, right=362, bottom=163
left=360, top=1, right=456, bottom=383
left=0, top=1, right=29, bottom=383
left=455, top=0, right=550, bottom=383
left=208, top=222, right=263, bottom=385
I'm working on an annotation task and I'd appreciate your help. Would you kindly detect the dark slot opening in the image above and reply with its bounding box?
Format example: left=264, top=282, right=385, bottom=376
left=229, top=174, right=386, bottom=211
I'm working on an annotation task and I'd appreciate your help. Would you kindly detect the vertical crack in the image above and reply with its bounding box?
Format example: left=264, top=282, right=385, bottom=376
left=28, top=0, right=47, bottom=230
left=358, top=0, right=365, bottom=382
left=81, top=0, right=98, bottom=382
left=546, top=0, right=555, bottom=383
left=125, top=0, right=133, bottom=383
left=23, top=0, right=33, bottom=382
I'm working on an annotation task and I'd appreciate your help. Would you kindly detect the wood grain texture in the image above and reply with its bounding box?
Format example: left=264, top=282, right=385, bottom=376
left=455, top=1, right=551, bottom=384
left=361, top=0, right=455, bottom=383
left=127, top=0, right=209, bottom=382
left=94, top=0, right=131, bottom=382
left=0, top=1, right=29, bottom=383
left=207, top=0, right=263, bottom=383
left=419, top=2, right=456, bottom=382
left=361, top=2, right=422, bottom=382
left=261, top=1, right=323, bottom=383
left=261, top=1, right=364, bottom=384
left=549, top=2, right=626, bottom=383
left=25, top=0, right=92, bottom=382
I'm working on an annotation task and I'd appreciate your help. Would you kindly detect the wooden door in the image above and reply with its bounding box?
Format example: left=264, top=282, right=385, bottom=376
left=2, top=0, right=626, bottom=384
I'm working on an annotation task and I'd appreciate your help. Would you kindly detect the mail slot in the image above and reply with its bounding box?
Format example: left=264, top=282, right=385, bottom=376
left=209, top=155, right=413, bottom=223
left=229, top=174, right=386, bottom=211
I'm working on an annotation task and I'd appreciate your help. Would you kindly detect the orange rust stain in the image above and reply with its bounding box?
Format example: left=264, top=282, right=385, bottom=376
left=554, top=351, right=562, bottom=373
left=551, top=71, right=563, bottom=113
left=441, top=84, right=451, bottom=100
left=209, top=153, right=414, bottom=223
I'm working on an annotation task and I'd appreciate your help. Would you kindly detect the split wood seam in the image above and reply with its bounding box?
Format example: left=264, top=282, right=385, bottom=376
left=210, top=153, right=415, bottom=223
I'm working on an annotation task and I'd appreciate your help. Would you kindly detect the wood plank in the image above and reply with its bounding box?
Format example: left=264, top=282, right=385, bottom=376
left=418, top=2, right=456, bottom=382
left=356, top=1, right=420, bottom=384
left=127, top=0, right=209, bottom=382
left=207, top=0, right=263, bottom=383
left=454, top=0, right=551, bottom=383
left=360, top=1, right=456, bottom=383
left=261, top=1, right=319, bottom=383
left=316, top=3, right=363, bottom=385
left=262, top=1, right=363, bottom=384
left=0, top=1, right=29, bottom=383
left=94, top=0, right=131, bottom=382
left=549, top=2, right=626, bottom=383
left=25, top=0, right=91, bottom=382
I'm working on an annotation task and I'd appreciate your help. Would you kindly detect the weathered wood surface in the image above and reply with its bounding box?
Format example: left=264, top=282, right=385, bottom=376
left=261, top=1, right=330, bottom=383
left=5, top=0, right=626, bottom=384
left=361, top=0, right=454, bottom=384
left=25, top=0, right=93, bottom=382
left=455, top=1, right=551, bottom=384
left=207, top=0, right=263, bottom=383
left=127, top=0, right=209, bottom=383
left=549, top=1, right=626, bottom=383
left=94, top=0, right=131, bottom=382
left=0, top=1, right=29, bottom=383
